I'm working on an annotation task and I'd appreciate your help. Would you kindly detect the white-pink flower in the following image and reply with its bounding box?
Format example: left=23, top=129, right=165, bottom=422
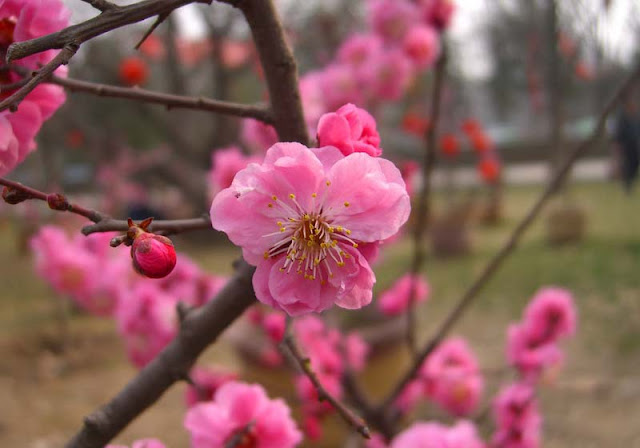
left=210, top=142, right=410, bottom=315
left=184, top=381, right=302, bottom=448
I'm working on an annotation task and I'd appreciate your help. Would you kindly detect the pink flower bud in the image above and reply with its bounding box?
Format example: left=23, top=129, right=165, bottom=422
left=131, top=232, right=177, bottom=279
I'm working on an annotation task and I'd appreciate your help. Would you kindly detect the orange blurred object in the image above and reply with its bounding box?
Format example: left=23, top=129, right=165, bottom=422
left=478, top=157, right=501, bottom=184
left=139, top=34, right=165, bottom=61
left=439, top=133, right=459, bottom=158
left=65, top=129, right=85, bottom=149
left=402, top=112, right=431, bottom=137
left=461, top=118, right=480, bottom=136
left=119, top=57, right=149, bottom=86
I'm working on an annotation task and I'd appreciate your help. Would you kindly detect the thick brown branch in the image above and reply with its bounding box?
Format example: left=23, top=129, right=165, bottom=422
left=406, top=46, right=448, bottom=355
left=378, top=63, right=640, bottom=414
left=81, top=0, right=119, bottom=12
left=230, top=0, right=309, bottom=143
left=281, top=332, right=371, bottom=440
left=48, top=74, right=274, bottom=123
left=0, top=44, right=77, bottom=112
left=65, top=260, right=257, bottom=448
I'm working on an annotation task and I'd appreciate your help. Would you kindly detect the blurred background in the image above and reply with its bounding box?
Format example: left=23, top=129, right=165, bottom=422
left=1, top=0, right=639, bottom=447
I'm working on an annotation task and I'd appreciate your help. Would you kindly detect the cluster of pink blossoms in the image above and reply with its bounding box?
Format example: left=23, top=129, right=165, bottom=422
left=377, top=274, right=430, bottom=316
left=0, top=0, right=69, bottom=176
left=210, top=136, right=410, bottom=315
left=396, top=337, right=483, bottom=416
left=30, top=226, right=227, bottom=367
left=184, top=381, right=302, bottom=448
left=491, top=382, right=541, bottom=448
left=507, top=287, right=577, bottom=380
left=245, top=306, right=287, bottom=367
left=366, top=420, right=484, bottom=448
left=293, top=316, right=369, bottom=439
left=184, top=365, right=239, bottom=408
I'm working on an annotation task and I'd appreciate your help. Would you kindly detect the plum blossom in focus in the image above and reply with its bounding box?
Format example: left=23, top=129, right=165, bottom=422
left=316, top=103, right=382, bottom=157
left=184, top=381, right=302, bottom=448
left=0, top=0, right=69, bottom=176
left=210, top=142, right=410, bottom=315
left=378, top=274, right=430, bottom=316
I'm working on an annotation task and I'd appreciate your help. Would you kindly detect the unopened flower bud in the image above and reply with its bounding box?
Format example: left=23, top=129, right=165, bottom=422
left=46, top=193, right=69, bottom=211
left=2, top=186, right=30, bottom=204
left=131, top=232, right=177, bottom=279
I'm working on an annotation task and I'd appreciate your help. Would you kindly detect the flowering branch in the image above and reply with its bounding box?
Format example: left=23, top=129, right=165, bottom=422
left=47, top=74, right=274, bottom=123
left=0, top=44, right=77, bottom=112
left=82, top=216, right=211, bottom=236
left=65, top=260, right=257, bottom=448
left=378, top=62, right=640, bottom=416
left=406, top=45, right=448, bottom=356
left=280, top=326, right=371, bottom=440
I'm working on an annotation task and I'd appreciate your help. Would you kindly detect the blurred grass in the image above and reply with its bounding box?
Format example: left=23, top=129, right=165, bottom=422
left=0, top=180, right=639, bottom=447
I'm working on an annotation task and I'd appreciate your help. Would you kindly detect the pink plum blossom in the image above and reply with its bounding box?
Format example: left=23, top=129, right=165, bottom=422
left=492, top=382, right=541, bottom=448
left=421, top=337, right=484, bottom=417
left=368, top=0, right=419, bottom=42
left=0, top=0, right=69, bottom=176
left=185, top=366, right=238, bottom=407
left=209, top=146, right=262, bottom=197
left=367, top=49, right=414, bottom=101
left=390, top=420, right=484, bottom=448
left=337, top=33, right=383, bottom=68
left=523, top=287, right=577, bottom=342
left=403, top=25, right=441, bottom=69
left=115, top=283, right=178, bottom=368
left=506, top=322, right=564, bottom=380
left=184, top=381, right=302, bottom=448
left=210, top=143, right=410, bottom=315
left=316, top=103, right=382, bottom=157
left=318, top=64, right=364, bottom=111
left=421, top=0, right=456, bottom=31
left=394, top=379, right=425, bottom=414
left=262, top=311, right=286, bottom=342
left=241, top=119, right=278, bottom=154
left=106, top=439, right=166, bottom=448
left=344, top=332, right=369, bottom=371
left=378, top=274, right=430, bottom=316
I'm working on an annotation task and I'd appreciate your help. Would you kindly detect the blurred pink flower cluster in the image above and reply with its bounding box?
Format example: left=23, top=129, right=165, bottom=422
left=0, top=0, right=69, bottom=176
left=387, top=420, right=484, bottom=448
left=30, top=225, right=228, bottom=367
left=491, top=382, right=541, bottom=448
left=378, top=274, right=430, bottom=316
left=184, top=381, right=302, bottom=448
left=245, top=306, right=287, bottom=367
left=293, top=316, right=369, bottom=440
left=507, top=287, right=577, bottom=380
left=396, top=337, right=483, bottom=417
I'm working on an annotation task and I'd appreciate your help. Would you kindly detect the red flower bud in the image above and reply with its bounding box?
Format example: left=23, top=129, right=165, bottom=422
left=119, top=56, right=149, bottom=86
left=131, top=232, right=177, bottom=279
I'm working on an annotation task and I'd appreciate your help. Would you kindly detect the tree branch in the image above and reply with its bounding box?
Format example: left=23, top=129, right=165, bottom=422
left=48, top=74, right=274, bottom=123
left=6, top=0, right=211, bottom=64
left=280, top=329, right=371, bottom=440
left=0, top=44, right=77, bottom=112
left=378, top=62, right=640, bottom=415
left=406, top=46, right=448, bottom=356
left=0, top=178, right=213, bottom=236
left=65, top=260, right=257, bottom=448
left=81, top=0, right=119, bottom=12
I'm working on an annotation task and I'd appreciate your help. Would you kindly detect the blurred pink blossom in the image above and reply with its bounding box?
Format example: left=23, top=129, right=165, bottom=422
left=378, top=274, right=430, bottom=316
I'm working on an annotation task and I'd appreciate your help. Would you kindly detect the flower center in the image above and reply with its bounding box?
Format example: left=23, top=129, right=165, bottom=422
left=263, top=190, right=358, bottom=283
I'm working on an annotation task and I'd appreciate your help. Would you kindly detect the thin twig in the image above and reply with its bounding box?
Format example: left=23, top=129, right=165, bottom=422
left=406, top=46, right=448, bottom=356
left=0, top=44, right=78, bottom=112
left=26, top=72, right=272, bottom=123
left=0, top=178, right=213, bottom=236
left=81, top=216, right=212, bottom=235
left=134, top=12, right=169, bottom=50
left=378, top=63, right=640, bottom=414
left=280, top=329, right=371, bottom=440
